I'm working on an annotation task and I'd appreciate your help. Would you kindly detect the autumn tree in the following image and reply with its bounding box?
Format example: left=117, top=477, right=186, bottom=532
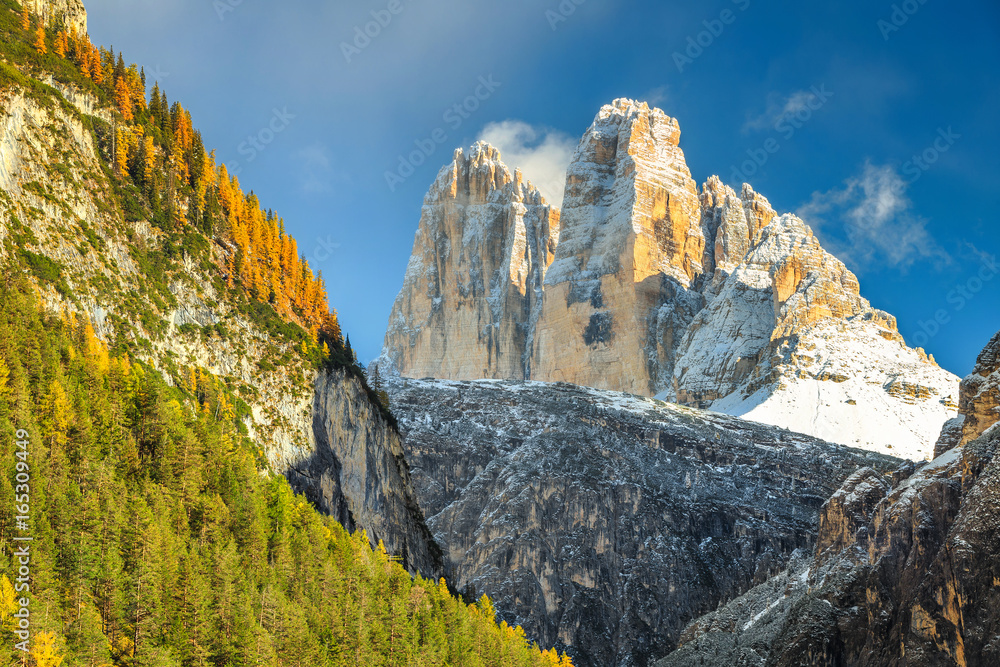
left=20, top=6, right=30, bottom=31
left=31, top=631, right=65, bottom=667
left=54, top=30, right=67, bottom=57
left=115, top=77, right=133, bottom=121
left=34, top=21, right=47, bottom=54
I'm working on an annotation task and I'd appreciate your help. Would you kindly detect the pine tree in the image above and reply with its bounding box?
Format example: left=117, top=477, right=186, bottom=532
left=114, top=52, right=126, bottom=82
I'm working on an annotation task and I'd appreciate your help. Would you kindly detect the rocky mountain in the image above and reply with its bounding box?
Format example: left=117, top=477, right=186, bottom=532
left=385, top=375, right=902, bottom=666
left=658, top=329, right=1000, bottom=667
left=379, top=99, right=959, bottom=459
left=381, top=143, right=559, bottom=380
left=0, top=37, right=438, bottom=574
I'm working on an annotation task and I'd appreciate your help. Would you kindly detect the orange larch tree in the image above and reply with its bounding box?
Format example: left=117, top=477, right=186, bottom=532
left=89, top=45, right=103, bottom=82
left=33, top=22, right=46, bottom=54
left=114, top=78, right=133, bottom=121
left=54, top=30, right=68, bottom=57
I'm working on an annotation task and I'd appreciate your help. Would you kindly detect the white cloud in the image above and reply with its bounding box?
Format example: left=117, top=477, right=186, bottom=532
left=744, top=89, right=822, bottom=132
left=476, top=121, right=576, bottom=208
left=796, top=161, right=949, bottom=269
left=639, top=85, right=670, bottom=108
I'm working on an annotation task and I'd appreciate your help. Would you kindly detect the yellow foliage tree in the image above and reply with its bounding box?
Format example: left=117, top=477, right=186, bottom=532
left=140, top=135, right=156, bottom=185
left=0, top=575, right=15, bottom=631
left=42, top=379, right=72, bottom=449
left=0, top=356, right=10, bottom=404
left=54, top=30, right=67, bottom=57
left=83, top=323, right=110, bottom=375
left=114, top=127, right=129, bottom=176
left=115, top=78, right=133, bottom=122
left=77, top=43, right=91, bottom=79
left=89, top=46, right=102, bottom=82
left=30, top=631, right=64, bottom=667
left=34, top=22, right=46, bottom=55
left=20, top=6, right=30, bottom=31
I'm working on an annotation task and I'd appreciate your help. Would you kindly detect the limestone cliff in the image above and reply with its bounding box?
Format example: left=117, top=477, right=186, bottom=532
left=531, top=100, right=705, bottom=397
left=288, top=367, right=440, bottom=574
left=24, top=0, right=87, bottom=34
left=379, top=143, right=559, bottom=380
left=381, top=98, right=959, bottom=458
left=659, top=329, right=1000, bottom=667
left=958, top=330, right=1000, bottom=444
left=387, top=376, right=900, bottom=667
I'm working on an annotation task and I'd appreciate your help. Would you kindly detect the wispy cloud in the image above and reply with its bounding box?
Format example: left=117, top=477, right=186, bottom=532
left=639, top=85, right=670, bottom=109
left=476, top=121, right=576, bottom=208
left=295, top=144, right=341, bottom=194
left=797, top=161, right=949, bottom=269
left=744, top=89, right=822, bottom=132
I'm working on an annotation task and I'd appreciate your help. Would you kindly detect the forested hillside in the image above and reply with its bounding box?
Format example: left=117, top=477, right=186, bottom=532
left=0, top=1, right=573, bottom=664
left=0, top=279, right=572, bottom=666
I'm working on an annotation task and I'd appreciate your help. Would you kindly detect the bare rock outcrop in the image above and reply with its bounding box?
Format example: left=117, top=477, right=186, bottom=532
left=380, top=99, right=959, bottom=458
left=25, top=0, right=88, bottom=34
left=387, top=376, right=900, bottom=666
left=288, top=367, right=441, bottom=576
left=380, top=143, right=558, bottom=381
left=958, top=330, right=1000, bottom=444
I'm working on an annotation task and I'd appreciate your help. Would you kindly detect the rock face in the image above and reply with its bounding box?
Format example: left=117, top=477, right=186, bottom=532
left=287, top=368, right=441, bottom=575
left=379, top=143, right=559, bottom=380
left=531, top=100, right=705, bottom=397
left=25, top=0, right=88, bottom=34
left=659, top=329, right=1000, bottom=667
left=381, top=99, right=959, bottom=458
left=387, top=376, right=899, bottom=667
left=958, top=330, right=1000, bottom=444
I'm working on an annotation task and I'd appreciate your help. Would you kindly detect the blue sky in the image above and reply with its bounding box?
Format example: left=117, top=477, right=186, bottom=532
left=85, top=0, right=998, bottom=375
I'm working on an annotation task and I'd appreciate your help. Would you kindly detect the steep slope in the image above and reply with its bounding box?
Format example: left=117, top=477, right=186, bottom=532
left=380, top=143, right=559, bottom=380
left=659, top=329, right=1000, bottom=667
left=381, top=99, right=958, bottom=458
left=386, top=376, right=901, bottom=667
left=0, top=15, right=438, bottom=573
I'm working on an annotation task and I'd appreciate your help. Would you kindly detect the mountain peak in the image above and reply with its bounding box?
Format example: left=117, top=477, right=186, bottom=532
left=383, top=102, right=958, bottom=458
